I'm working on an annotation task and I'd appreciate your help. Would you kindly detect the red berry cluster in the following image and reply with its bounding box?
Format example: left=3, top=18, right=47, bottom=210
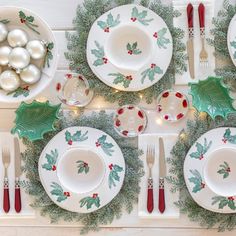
left=131, top=17, right=137, bottom=22
left=83, top=162, right=88, bottom=167
left=68, top=140, right=73, bottom=145
left=125, top=75, right=133, bottom=80
left=109, top=164, right=113, bottom=170
left=23, top=86, right=29, bottom=91
left=92, top=193, right=98, bottom=198
left=20, top=19, right=26, bottom=23
left=104, top=27, right=109, bottom=32
left=222, top=138, right=227, bottom=143
left=228, top=196, right=235, bottom=201
left=102, top=57, right=108, bottom=64
left=153, top=32, right=158, bottom=38
left=199, top=154, right=204, bottom=160
left=128, top=50, right=133, bottom=55
left=150, top=63, right=156, bottom=68
left=200, top=182, right=205, bottom=188
left=95, top=141, right=101, bottom=147
left=64, top=192, right=70, bottom=197
left=226, top=167, right=231, bottom=172
left=52, top=165, right=56, bottom=171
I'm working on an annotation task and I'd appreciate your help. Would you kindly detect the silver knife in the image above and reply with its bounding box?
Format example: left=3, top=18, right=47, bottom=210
left=14, top=137, right=22, bottom=213
left=187, top=3, right=195, bottom=79
left=158, top=137, right=166, bottom=213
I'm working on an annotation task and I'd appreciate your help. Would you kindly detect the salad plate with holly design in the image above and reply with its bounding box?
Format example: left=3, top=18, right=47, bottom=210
left=0, top=6, right=58, bottom=103
left=38, top=126, right=125, bottom=213
left=86, top=4, right=172, bottom=91
left=227, top=14, right=236, bottom=68
left=184, top=127, right=236, bottom=213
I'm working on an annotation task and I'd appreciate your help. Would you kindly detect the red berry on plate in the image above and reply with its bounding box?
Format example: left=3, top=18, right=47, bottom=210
left=175, top=92, right=183, bottom=98
left=177, top=113, right=184, bottom=120
left=131, top=17, right=137, bottom=22
left=52, top=165, right=56, bottom=171
left=92, top=193, right=98, bottom=198
left=227, top=167, right=231, bottom=172
left=102, top=57, right=108, bottom=63
left=68, top=140, right=73, bottom=145
left=128, top=50, right=133, bottom=55
left=199, top=154, right=204, bottom=160
left=95, top=141, right=101, bottom=147
left=56, top=83, right=61, bottom=91
left=201, top=182, right=205, bottom=188
left=162, top=91, right=169, bottom=98
left=151, top=63, right=156, bottom=68
left=115, top=119, right=121, bottom=127
left=138, top=125, right=144, bottom=132
left=138, top=110, right=144, bottom=119
left=122, top=130, right=128, bottom=136
left=153, top=32, right=158, bottom=38
left=164, top=115, right=169, bottom=120
left=182, top=99, right=188, bottom=108
left=20, top=19, right=26, bottom=23
left=84, top=162, right=88, bottom=167
left=126, top=75, right=133, bottom=80
left=117, top=108, right=124, bottom=115
left=109, top=164, right=113, bottom=170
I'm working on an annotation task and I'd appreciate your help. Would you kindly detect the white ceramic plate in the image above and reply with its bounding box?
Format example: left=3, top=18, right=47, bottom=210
left=184, top=127, right=236, bottom=213
left=87, top=4, right=173, bottom=91
left=113, top=104, right=147, bottom=137
left=38, top=127, right=125, bottom=213
left=228, top=14, right=236, bottom=68
left=0, top=6, right=58, bottom=103
left=157, top=90, right=189, bottom=122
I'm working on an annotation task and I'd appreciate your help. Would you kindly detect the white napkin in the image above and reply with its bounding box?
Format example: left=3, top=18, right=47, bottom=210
left=173, top=0, right=215, bottom=85
left=138, top=133, right=179, bottom=218
left=0, top=132, right=35, bottom=218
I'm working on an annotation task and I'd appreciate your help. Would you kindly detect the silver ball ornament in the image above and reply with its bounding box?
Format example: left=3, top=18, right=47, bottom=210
left=0, top=46, right=12, bottom=66
left=9, top=47, right=30, bottom=69
left=0, top=23, right=8, bottom=43
left=0, top=70, right=20, bottom=92
left=7, top=29, right=28, bottom=47
left=26, top=40, right=46, bottom=60
left=20, top=64, right=41, bottom=84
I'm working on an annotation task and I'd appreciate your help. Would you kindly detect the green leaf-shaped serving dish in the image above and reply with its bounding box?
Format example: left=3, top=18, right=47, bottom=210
left=11, top=101, right=61, bottom=141
left=189, top=77, right=236, bottom=119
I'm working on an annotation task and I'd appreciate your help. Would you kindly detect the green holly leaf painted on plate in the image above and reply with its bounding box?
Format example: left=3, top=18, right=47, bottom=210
left=76, top=160, right=89, bottom=174
left=188, top=169, right=205, bottom=193
left=189, top=77, right=236, bottom=119
left=217, top=161, right=230, bottom=179
left=7, top=86, right=30, bottom=98
left=11, top=101, right=61, bottom=141
left=131, top=7, right=153, bottom=26
left=79, top=194, right=100, bottom=209
left=108, top=164, right=124, bottom=188
left=141, top=64, right=163, bottom=83
left=96, top=135, right=114, bottom=156
left=109, top=73, right=132, bottom=88
left=212, top=196, right=236, bottom=210
left=42, top=149, right=58, bottom=171
left=154, top=28, right=170, bottom=49
left=223, top=128, right=236, bottom=144
left=50, top=182, right=70, bottom=202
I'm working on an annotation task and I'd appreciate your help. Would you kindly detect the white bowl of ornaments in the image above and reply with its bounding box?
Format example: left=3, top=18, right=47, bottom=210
left=0, top=6, right=58, bottom=103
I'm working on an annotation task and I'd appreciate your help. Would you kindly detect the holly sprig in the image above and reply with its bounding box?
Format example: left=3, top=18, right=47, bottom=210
left=126, top=42, right=142, bottom=55
left=109, top=73, right=132, bottom=88
left=50, top=182, right=70, bottom=202
left=96, top=135, right=114, bottom=156
left=153, top=28, right=170, bottom=49
left=91, top=41, right=108, bottom=66
left=77, top=160, right=89, bottom=174
left=65, top=130, right=88, bottom=145
left=108, top=164, right=123, bottom=188
left=188, top=169, right=205, bottom=193
left=7, top=86, right=30, bottom=98
left=97, top=13, right=120, bottom=32
left=19, top=11, right=40, bottom=35
left=189, top=138, right=212, bottom=160
left=80, top=193, right=100, bottom=209
left=222, top=128, right=236, bottom=144
left=42, top=149, right=58, bottom=171
left=217, top=161, right=231, bottom=179
left=131, top=7, right=153, bottom=26
left=44, top=42, right=54, bottom=68
left=212, top=196, right=236, bottom=210
left=141, top=63, right=163, bottom=83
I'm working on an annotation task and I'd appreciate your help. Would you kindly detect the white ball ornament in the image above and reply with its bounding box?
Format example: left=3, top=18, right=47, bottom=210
left=0, top=23, right=8, bottom=43
left=20, top=64, right=41, bottom=84
left=0, top=70, right=20, bottom=92
left=7, top=29, right=28, bottom=47
left=26, top=40, right=46, bottom=60
left=0, top=46, right=12, bottom=66
left=9, top=47, right=30, bottom=69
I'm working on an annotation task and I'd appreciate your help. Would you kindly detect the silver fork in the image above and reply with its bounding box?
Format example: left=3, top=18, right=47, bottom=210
left=2, top=147, right=10, bottom=213
left=198, top=3, right=208, bottom=67
left=146, top=146, right=155, bottom=213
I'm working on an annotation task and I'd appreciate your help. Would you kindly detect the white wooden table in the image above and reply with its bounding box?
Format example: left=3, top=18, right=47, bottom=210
left=0, top=0, right=236, bottom=235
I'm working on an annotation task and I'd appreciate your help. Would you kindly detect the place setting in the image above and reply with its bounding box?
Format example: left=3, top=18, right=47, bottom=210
left=3, top=0, right=236, bottom=235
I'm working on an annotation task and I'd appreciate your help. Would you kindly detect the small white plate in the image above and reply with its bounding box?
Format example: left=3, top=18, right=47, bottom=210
left=184, top=127, right=236, bottom=213
left=87, top=4, right=173, bottom=91
left=113, top=105, right=147, bottom=137
left=38, top=127, right=125, bottom=213
left=157, top=90, right=189, bottom=122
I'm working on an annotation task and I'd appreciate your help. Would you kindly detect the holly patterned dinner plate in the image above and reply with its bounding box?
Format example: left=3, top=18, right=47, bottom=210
left=184, top=127, right=236, bottom=213
left=86, top=4, right=173, bottom=91
left=38, top=127, right=125, bottom=213
left=227, top=14, right=236, bottom=68
left=113, top=105, right=147, bottom=137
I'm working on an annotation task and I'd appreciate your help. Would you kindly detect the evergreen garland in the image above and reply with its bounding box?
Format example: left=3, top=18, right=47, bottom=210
left=167, top=112, right=236, bottom=231
left=21, top=111, right=144, bottom=234
left=65, top=0, right=187, bottom=105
